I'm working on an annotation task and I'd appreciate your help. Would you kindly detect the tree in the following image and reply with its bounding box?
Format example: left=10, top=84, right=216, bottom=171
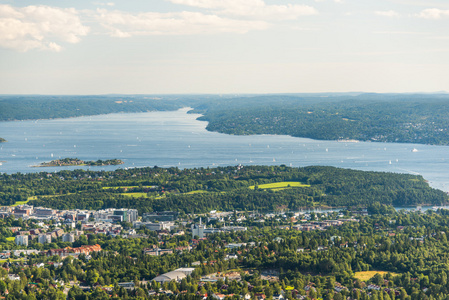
left=0, top=280, right=6, bottom=294
left=87, top=269, right=100, bottom=286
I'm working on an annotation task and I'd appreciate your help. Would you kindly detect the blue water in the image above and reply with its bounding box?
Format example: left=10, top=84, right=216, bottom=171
left=1, top=108, right=448, bottom=192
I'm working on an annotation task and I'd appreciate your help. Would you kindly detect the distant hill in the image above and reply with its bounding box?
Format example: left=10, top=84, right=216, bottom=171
left=3, top=93, right=449, bottom=145
left=0, top=95, right=190, bottom=121
left=193, top=93, right=449, bottom=145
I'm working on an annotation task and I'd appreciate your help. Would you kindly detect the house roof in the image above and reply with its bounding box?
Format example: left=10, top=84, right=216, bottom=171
left=153, top=271, right=187, bottom=282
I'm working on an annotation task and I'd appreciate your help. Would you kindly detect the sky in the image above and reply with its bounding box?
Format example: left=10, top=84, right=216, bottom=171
left=0, top=0, right=448, bottom=94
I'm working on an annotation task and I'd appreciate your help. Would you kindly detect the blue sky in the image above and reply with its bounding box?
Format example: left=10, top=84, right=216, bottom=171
left=0, top=0, right=448, bottom=94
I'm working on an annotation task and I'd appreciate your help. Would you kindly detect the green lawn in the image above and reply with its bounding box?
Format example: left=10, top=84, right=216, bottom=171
left=103, top=185, right=154, bottom=190
left=185, top=190, right=209, bottom=195
left=354, top=271, right=399, bottom=281
left=12, top=199, right=32, bottom=206
left=249, top=181, right=310, bottom=190
left=120, top=192, right=149, bottom=198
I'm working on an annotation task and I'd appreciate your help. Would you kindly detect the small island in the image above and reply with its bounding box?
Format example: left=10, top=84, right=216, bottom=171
left=33, top=158, right=124, bottom=167
left=0, top=138, right=6, bottom=142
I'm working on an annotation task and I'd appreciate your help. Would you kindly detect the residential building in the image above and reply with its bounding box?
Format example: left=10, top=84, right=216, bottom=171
left=15, top=235, right=28, bottom=246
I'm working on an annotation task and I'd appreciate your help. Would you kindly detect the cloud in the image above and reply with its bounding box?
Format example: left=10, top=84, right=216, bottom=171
left=95, top=9, right=269, bottom=37
left=0, top=1, right=317, bottom=52
left=416, top=8, right=449, bottom=19
left=167, top=0, right=318, bottom=20
left=375, top=10, right=400, bottom=17
left=0, top=4, right=89, bottom=52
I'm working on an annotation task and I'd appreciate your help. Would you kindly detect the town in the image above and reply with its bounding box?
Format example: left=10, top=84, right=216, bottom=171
left=0, top=203, right=439, bottom=299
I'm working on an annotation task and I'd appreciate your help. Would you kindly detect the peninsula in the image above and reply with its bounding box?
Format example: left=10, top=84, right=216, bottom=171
left=0, top=138, right=6, bottom=142
left=33, top=158, right=124, bottom=167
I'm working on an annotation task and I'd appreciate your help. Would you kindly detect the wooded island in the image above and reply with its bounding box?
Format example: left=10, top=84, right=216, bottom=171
left=34, top=158, right=124, bottom=167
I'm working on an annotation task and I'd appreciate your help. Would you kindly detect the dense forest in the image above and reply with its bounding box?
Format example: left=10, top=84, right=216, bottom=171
left=2, top=93, right=449, bottom=145
left=0, top=95, right=189, bottom=121
left=194, top=94, right=449, bottom=145
left=0, top=165, right=446, bottom=213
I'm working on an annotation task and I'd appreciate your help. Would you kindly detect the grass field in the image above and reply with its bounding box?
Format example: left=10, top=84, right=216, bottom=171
left=103, top=186, right=154, bottom=190
left=354, top=271, right=399, bottom=281
left=120, top=192, right=149, bottom=198
left=6, top=237, right=15, bottom=242
left=185, top=190, right=209, bottom=195
left=249, top=181, right=310, bottom=190
left=0, top=258, right=25, bottom=263
left=12, top=199, right=32, bottom=206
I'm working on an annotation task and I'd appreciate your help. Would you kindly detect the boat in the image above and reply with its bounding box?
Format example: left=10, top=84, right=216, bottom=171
left=412, top=148, right=418, bottom=152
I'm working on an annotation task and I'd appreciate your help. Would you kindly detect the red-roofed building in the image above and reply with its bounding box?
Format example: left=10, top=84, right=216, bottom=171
left=47, top=244, right=101, bottom=257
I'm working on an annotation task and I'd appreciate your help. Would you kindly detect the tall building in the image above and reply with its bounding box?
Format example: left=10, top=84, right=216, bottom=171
left=191, top=218, right=206, bottom=239
left=113, top=209, right=138, bottom=222
left=143, top=211, right=178, bottom=222
left=62, top=233, right=75, bottom=243
left=15, top=235, right=28, bottom=246
left=38, top=234, right=51, bottom=244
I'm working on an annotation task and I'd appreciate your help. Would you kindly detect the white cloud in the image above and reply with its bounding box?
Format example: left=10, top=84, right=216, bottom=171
left=167, top=0, right=318, bottom=20
left=416, top=8, right=449, bottom=19
left=0, top=5, right=89, bottom=52
left=95, top=9, right=269, bottom=37
left=375, top=10, right=400, bottom=17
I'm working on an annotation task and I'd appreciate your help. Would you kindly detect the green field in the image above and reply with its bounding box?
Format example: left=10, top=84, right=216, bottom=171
left=103, top=186, right=154, bottom=190
left=12, top=199, right=32, bottom=206
left=120, top=192, right=149, bottom=198
left=249, top=182, right=310, bottom=190
left=185, top=190, right=209, bottom=195
left=6, top=237, right=15, bottom=241
left=354, top=271, right=399, bottom=281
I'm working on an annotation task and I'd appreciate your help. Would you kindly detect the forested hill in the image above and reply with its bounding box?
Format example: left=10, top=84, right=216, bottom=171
left=1, top=165, right=446, bottom=213
left=0, top=95, right=193, bottom=121
left=194, top=93, right=449, bottom=145
left=3, top=93, right=449, bottom=145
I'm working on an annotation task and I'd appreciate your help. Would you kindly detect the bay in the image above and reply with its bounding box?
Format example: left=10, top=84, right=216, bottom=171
left=0, top=107, right=448, bottom=192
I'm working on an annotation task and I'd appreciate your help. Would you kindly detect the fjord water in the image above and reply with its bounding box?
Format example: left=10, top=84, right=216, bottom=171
left=1, top=108, right=448, bottom=192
